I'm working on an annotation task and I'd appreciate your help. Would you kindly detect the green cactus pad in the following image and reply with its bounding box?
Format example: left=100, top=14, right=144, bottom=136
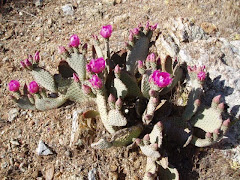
left=111, top=124, right=143, bottom=147
left=108, top=109, right=127, bottom=126
left=35, top=96, right=68, bottom=111
left=31, top=67, right=57, bottom=93
left=66, top=52, right=86, bottom=81
left=16, top=97, right=36, bottom=110
left=159, top=164, right=180, bottom=180
left=114, top=78, right=128, bottom=98
left=54, top=75, right=72, bottom=94
left=190, top=106, right=223, bottom=133
left=119, top=71, right=142, bottom=98
left=162, top=55, right=173, bottom=74
left=126, top=35, right=150, bottom=74
left=66, top=81, right=89, bottom=103
left=141, top=74, right=151, bottom=99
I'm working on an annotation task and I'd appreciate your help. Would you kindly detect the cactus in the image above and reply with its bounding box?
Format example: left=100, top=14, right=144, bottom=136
left=8, top=22, right=235, bottom=179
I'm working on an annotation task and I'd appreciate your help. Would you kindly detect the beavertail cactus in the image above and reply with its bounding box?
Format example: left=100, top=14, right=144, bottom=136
left=8, top=22, right=235, bottom=179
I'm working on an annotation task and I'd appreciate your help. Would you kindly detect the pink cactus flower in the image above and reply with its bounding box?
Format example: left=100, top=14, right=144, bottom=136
left=34, top=51, right=40, bottom=63
left=197, top=71, right=206, bottom=81
left=69, top=34, right=80, bottom=47
left=8, top=80, right=20, bottom=92
left=87, top=57, right=106, bottom=74
left=58, top=46, right=67, bottom=54
left=100, top=25, right=113, bottom=39
left=149, top=70, right=172, bottom=88
left=28, top=81, right=39, bottom=94
left=89, top=75, right=103, bottom=89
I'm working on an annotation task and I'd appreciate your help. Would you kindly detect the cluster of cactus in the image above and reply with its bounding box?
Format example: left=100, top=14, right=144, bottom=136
left=8, top=22, right=231, bottom=179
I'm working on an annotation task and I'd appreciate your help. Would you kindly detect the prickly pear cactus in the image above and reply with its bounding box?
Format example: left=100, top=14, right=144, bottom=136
left=8, top=21, right=235, bottom=179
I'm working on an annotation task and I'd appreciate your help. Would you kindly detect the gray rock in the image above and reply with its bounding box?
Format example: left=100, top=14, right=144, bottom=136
left=34, top=0, right=43, bottom=7
left=8, top=108, right=19, bottom=122
left=36, top=140, right=53, bottom=156
left=62, top=4, right=74, bottom=16
left=88, top=168, right=97, bottom=180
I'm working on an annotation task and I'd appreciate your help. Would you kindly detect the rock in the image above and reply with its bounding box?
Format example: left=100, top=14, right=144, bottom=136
left=45, top=164, right=54, bottom=180
left=108, top=172, right=118, bottom=180
left=62, top=4, right=74, bottom=16
left=88, top=168, right=97, bottom=180
left=113, top=13, right=129, bottom=24
left=102, top=0, right=115, bottom=5
left=8, top=108, right=19, bottom=122
left=36, top=140, right=53, bottom=156
left=201, top=22, right=218, bottom=34
left=70, top=109, right=85, bottom=147
left=34, top=0, right=43, bottom=7
left=2, top=56, right=9, bottom=62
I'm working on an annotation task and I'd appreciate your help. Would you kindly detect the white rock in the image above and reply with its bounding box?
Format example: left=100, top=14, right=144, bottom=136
left=8, top=108, right=19, bottom=122
left=88, top=168, right=97, bottom=180
left=62, top=4, right=74, bottom=16
left=36, top=140, right=53, bottom=156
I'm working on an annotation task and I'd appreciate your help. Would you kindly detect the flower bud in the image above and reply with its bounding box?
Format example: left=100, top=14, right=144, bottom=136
left=25, top=59, right=32, bottom=68
left=115, top=98, right=123, bottom=108
left=108, top=94, right=116, bottom=103
left=58, top=46, right=67, bottom=54
left=197, top=71, right=206, bottom=81
left=82, top=84, right=92, bottom=94
left=73, top=73, right=80, bottom=82
left=114, top=64, right=121, bottom=74
left=132, top=28, right=140, bottom=35
left=34, top=51, right=40, bottom=63
left=20, top=61, right=26, bottom=68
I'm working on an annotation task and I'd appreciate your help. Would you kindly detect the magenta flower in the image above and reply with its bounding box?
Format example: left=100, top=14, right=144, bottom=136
left=87, top=57, right=106, bottom=74
left=28, top=81, right=39, bottom=94
left=149, top=70, right=172, bottom=88
left=69, top=34, right=80, bottom=47
left=34, top=51, right=40, bottom=63
left=100, top=25, right=113, bottom=39
left=197, top=71, right=206, bottom=81
left=8, top=80, right=20, bottom=92
left=89, top=75, right=103, bottom=89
